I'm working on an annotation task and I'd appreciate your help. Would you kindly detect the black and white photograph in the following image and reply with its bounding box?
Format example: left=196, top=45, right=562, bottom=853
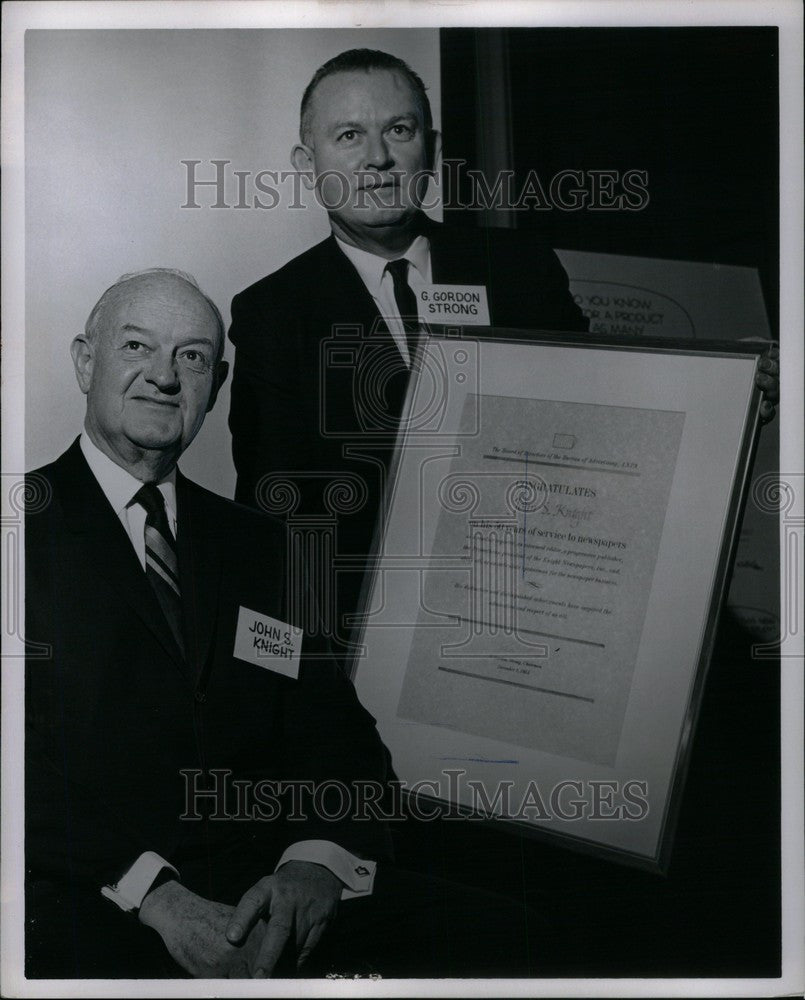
left=1, top=0, right=803, bottom=995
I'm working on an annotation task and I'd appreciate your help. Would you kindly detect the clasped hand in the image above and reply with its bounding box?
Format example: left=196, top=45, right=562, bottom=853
left=139, top=861, right=341, bottom=978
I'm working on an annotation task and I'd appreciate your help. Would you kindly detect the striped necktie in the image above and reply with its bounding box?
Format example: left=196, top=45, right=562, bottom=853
left=133, top=483, right=185, bottom=656
left=385, top=258, right=420, bottom=363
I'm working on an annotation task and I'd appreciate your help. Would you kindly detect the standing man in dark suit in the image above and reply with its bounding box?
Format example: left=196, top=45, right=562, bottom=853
left=228, top=49, right=589, bottom=656
left=25, top=267, right=533, bottom=979
left=223, top=46, right=784, bottom=979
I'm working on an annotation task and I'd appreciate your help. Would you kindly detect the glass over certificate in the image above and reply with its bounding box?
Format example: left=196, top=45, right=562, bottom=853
left=353, top=333, right=764, bottom=869
left=397, top=394, right=685, bottom=766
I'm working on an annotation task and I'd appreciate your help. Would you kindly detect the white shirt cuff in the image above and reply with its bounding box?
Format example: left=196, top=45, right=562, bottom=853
left=274, top=840, right=376, bottom=900
left=101, top=851, right=179, bottom=913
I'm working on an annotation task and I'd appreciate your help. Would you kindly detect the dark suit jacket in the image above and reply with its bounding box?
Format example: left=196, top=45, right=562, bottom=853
left=228, top=220, right=589, bottom=650
left=25, top=440, right=391, bottom=977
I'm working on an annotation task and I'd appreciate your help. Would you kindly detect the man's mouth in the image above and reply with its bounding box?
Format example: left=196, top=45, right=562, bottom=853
left=133, top=396, right=180, bottom=408
left=358, top=178, right=400, bottom=191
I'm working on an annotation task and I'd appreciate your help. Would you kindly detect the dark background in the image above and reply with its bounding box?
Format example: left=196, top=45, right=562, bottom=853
left=394, top=26, right=784, bottom=978
left=441, top=27, right=779, bottom=337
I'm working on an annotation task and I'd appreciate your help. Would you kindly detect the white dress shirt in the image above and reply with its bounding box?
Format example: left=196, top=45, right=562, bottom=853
left=335, top=234, right=432, bottom=368
left=80, top=433, right=376, bottom=907
left=80, top=433, right=177, bottom=566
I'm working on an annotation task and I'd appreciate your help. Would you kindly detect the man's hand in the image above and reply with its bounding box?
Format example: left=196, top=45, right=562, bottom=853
left=225, top=861, right=342, bottom=977
left=138, top=880, right=267, bottom=978
left=756, top=346, right=779, bottom=423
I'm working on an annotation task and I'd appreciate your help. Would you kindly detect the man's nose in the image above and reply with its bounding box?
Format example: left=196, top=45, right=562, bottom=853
left=363, top=132, right=394, bottom=171
left=144, top=353, right=181, bottom=393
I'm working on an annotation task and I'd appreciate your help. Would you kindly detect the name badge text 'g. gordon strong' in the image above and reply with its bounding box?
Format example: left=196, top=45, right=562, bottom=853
left=419, top=284, right=491, bottom=325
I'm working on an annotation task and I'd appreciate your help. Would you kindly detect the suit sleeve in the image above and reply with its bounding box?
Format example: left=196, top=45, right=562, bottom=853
left=24, top=504, right=188, bottom=976
left=25, top=708, right=158, bottom=889
left=25, top=672, right=176, bottom=976
left=24, top=518, right=163, bottom=896
left=274, top=635, right=395, bottom=865
left=228, top=285, right=314, bottom=510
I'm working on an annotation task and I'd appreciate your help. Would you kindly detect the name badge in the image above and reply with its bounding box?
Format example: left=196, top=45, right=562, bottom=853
left=418, top=284, right=491, bottom=325
left=233, top=607, right=303, bottom=679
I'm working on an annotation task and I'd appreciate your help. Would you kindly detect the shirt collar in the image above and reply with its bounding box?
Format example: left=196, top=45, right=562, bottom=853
left=80, top=432, right=177, bottom=520
left=335, top=234, right=432, bottom=293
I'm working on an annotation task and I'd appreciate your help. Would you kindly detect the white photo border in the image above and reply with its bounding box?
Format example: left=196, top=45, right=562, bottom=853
left=2, top=2, right=802, bottom=997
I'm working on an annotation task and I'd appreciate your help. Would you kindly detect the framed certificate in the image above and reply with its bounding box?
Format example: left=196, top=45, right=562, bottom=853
left=352, top=331, right=765, bottom=871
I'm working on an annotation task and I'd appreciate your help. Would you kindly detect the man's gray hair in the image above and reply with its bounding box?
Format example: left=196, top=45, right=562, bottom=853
left=84, top=267, right=226, bottom=362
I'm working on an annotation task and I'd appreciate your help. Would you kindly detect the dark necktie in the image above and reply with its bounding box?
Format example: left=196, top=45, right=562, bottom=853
left=385, top=258, right=420, bottom=363
left=133, top=483, right=185, bottom=657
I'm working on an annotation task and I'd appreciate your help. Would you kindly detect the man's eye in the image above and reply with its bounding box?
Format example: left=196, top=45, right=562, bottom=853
left=338, top=130, right=358, bottom=143
left=179, top=350, right=209, bottom=370
left=389, top=124, right=414, bottom=139
left=125, top=341, right=144, bottom=351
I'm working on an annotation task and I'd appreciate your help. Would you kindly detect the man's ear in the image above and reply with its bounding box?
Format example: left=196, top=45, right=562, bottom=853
left=291, top=143, right=316, bottom=190
left=70, top=336, right=94, bottom=395
left=425, top=129, right=442, bottom=175
left=206, top=359, right=229, bottom=413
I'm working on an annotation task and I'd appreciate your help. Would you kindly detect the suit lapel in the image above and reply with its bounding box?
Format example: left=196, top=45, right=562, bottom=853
left=312, top=236, right=410, bottom=430
left=428, top=220, right=492, bottom=289
left=315, top=221, right=493, bottom=301
left=175, top=473, right=223, bottom=684
left=310, top=225, right=500, bottom=431
left=56, top=440, right=188, bottom=671
left=312, top=235, right=387, bottom=338
left=312, top=227, right=496, bottom=333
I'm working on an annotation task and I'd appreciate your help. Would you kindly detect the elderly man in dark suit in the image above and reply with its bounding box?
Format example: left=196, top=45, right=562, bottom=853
left=24, top=267, right=395, bottom=978
left=25, top=267, right=533, bottom=980
left=228, top=48, right=589, bottom=658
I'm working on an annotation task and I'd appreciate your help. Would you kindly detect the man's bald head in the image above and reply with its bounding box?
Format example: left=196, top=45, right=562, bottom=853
left=84, top=268, right=226, bottom=364
left=71, top=267, right=228, bottom=480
